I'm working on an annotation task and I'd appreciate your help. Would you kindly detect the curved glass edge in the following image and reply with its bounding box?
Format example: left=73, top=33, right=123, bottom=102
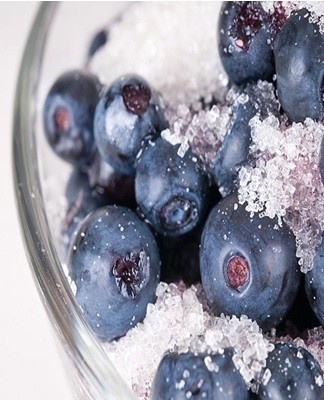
left=12, top=3, right=136, bottom=400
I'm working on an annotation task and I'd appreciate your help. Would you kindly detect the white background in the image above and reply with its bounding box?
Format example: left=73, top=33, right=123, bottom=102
left=0, top=3, right=72, bottom=399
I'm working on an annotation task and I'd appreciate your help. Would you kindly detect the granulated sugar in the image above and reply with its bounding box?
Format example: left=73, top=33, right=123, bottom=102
left=60, top=2, right=324, bottom=398
left=161, top=104, right=232, bottom=165
left=238, top=116, right=324, bottom=272
left=103, top=282, right=274, bottom=399
left=261, top=1, right=324, bottom=32
left=90, top=2, right=227, bottom=108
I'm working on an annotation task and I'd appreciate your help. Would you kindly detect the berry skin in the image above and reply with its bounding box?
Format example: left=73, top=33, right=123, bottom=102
left=213, top=82, right=279, bottom=196
left=61, top=169, right=113, bottom=255
left=151, top=348, right=249, bottom=400
left=86, top=151, right=136, bottom=209
left=305, top=235, right=324, bottom=326
left=67, top=205, right=160, bottom=342
left=94, top=74, right=167, bottom=175
left=218, top=2, right=275, bottom=86
left=43, top=70, right=101, bottom=167
left=274, top=9, right=324, bottom=122
left=135, top=137, right=210, bottom=237
left=257, top=342, right=324, bottom=399
left=199, top=192, right=301, bottom=331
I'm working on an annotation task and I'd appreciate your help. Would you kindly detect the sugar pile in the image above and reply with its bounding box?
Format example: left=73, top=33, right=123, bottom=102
left=161, top=103, right=232, bottom=164
left=261, top=1, right=324, bottom=31
left=90, top=2, right=227, bottom=108
left=103, top=282, right=274, bottom=399
left=238, top=116, right=324, bottom=272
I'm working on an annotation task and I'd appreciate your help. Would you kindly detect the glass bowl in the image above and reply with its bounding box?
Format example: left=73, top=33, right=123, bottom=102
left=12, top=3, right=135, bottom=400
left=13, top=2, right=324, bottom=400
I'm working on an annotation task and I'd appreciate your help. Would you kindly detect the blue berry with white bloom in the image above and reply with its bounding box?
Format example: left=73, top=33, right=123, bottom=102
left=94, top=74, right=167, bottom=175
left=67, top=205, right=160, bottom=342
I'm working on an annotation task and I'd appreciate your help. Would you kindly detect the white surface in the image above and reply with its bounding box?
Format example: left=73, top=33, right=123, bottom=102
left=0, top=3, right=72, bottom=399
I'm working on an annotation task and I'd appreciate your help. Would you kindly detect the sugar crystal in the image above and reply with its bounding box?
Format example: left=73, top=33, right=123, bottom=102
left=162, top=104, right=232, bottom=164
left=90, top=2, right=227, bottom=109
left=103, top=282, right=274, bottom=398
left=238, top=115, right=324, bottom=272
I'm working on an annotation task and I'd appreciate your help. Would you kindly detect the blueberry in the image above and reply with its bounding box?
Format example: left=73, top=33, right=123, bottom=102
left=218, top=2, right=275, bottom=86
left=94, top=74, right=167, bottom=175
left=257, top=342, right=324, bottom=399
left=305, top=235, right=324, bottom=326
left=43, top=70, right=101, bottom=167
left=135, top=137, right=210, bottom=237
left=86, top=151, right=136, bottom=209
left=276, top=275, right=320, bottom=339
left=61, top=169, right=113, bottom=255
left=213, top=82, right=279, bottom=196
left=151, top=348, right=249, bottom=400
left=274, top=9, right=324, bottom=122
left=199, top=192, right=301, bottom=330
left=67, top=205, right=160, bottom=341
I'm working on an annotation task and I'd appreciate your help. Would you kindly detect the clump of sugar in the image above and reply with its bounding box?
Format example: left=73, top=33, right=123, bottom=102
left=285, top=1, right=324, bottom=33
left=103, top=282, right=274, bottom=399
left=90, top=2, right=228, bottom=108
left=161, top=104, right=232, bottom=165
left=261, top=1, right=324, bottom=33
left=238, top=115, right=324, bottom=272
left=160, top=81, right=279, bottom=168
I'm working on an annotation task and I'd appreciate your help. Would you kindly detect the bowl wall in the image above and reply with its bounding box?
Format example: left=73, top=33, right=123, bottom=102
left=13, top=3, right=135, bottom=400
